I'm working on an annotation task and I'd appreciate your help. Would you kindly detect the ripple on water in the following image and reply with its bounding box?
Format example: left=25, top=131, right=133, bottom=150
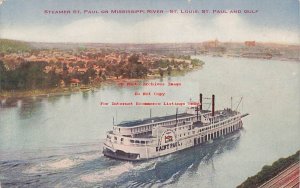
left=23, top=152, right=103, bottom=174
left=80, top=162, right=134, bottom=183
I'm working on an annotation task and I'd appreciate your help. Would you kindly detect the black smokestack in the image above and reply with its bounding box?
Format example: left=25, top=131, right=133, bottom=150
left=200, top=93, right=202, bottom=110
left=212, top=94, right=215, bottom=116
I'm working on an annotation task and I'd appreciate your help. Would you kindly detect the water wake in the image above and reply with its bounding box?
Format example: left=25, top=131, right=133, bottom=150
left=24, top=152, right=103, bottom=174
left=81, top=162, right=134, bottom=183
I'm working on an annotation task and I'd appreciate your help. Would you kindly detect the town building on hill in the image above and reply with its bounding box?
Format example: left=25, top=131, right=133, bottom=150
left=203, top=39, right=219, bottom=48
left=245, top=41, right=256, bottom=47
left=70, top=78, right=80, bottom=87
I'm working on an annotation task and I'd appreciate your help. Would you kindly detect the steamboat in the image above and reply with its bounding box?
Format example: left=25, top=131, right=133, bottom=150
left=103, top=94, right=249, bottom=161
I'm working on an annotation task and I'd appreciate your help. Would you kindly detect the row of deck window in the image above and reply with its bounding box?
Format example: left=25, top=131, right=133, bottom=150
left=130, top=125, right=152, bottom=133
left=194, top=122, right=242, bottom=145
left=177, top=124, right=191, bottom=130
left=179, top=119, right=241, bottom=137
left=129, top=117, right=192, bottom=134
left=129, top=140, right=149, bottom=144
left=108, top=134, right=150, bottom=145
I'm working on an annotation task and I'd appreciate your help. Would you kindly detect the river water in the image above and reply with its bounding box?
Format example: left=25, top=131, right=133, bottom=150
left=0, top=56, right=299, bottom=188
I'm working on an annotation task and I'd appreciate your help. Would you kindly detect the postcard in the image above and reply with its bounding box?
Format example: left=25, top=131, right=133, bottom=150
left=0, top=0, right=299, bottom=187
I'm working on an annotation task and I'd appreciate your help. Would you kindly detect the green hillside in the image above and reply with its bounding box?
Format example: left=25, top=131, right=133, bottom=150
left=0, top=39, right=32, bottom=53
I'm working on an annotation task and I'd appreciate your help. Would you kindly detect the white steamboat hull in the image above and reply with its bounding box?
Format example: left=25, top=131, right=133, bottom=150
left=103, top=119, right=243, bottom=161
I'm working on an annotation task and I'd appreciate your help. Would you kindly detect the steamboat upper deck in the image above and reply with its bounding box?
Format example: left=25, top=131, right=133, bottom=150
left=118, top=110, right=210, bottom=127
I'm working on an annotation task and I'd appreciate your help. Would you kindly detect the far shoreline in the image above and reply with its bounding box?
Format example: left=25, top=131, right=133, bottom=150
left=1, top=53, right=299, bottom=101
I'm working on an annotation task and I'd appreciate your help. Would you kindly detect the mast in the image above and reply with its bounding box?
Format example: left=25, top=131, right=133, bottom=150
left=212, top=94, right=215, bottom=116
left=176, top=108, right=178, bottom=149
left=115, top=110, right=118, bottom=124
left=235, top=97, right=243, bottom=111
left=196, top=106, right=199, bottom=121
left=176, top=108, right=178, bottom=124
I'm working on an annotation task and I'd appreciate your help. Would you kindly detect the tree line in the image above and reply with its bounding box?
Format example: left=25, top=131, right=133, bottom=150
left=0, top=60, right=100, bottom=91
left=0, top=60, right=47, bottom=90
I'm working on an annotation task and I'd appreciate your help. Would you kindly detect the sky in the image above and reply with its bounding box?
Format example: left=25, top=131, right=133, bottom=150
left=0, top=0, right=299, bottom=44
